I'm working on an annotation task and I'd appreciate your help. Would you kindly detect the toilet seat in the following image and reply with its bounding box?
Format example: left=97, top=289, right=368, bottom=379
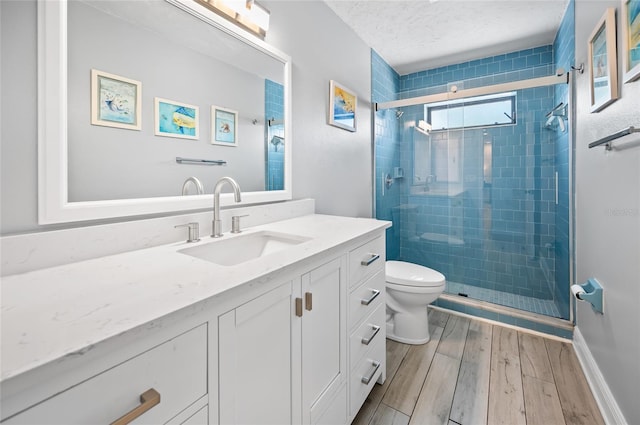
left=386, top=260, right=445, bottom=287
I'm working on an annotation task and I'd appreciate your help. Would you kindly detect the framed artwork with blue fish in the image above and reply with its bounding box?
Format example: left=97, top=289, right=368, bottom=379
left=211, top=105, right=238, bottom=146
left=154, top=97, right=199, bottom=140
left=328, top=80, right=357, bottom=132
left=91, top=69, right=142, bottom=130
left=622, top=0, right=640, bottom=82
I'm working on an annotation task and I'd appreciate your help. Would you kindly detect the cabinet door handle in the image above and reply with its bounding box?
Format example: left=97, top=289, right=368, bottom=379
left=305, top=292, right=313, bottom=311
left=110, top=388, right=160, bottom=425
left=295, top=298, right=303, bottom=317
left=361, top=325, right=381, bottom=345
left=361, top=289, right=381, bottom=306
left=360, top=254, right=380, bottom=266
left=361, top=361, right=381, bottom=384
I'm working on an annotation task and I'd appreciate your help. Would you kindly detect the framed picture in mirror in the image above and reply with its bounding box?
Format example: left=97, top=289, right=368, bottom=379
left=154, top=97, right=199, bottom=140
left=91, top=69, right=142, bottom=130
left=211, top=105, right=238, bottom=146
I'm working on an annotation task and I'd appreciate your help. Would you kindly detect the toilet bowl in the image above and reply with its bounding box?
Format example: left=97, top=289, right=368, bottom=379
left=386, top=261, right=446, bottom=345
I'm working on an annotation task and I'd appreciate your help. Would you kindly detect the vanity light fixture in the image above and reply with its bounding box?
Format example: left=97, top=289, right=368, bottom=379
left=194, top=0, right=270, bottom=38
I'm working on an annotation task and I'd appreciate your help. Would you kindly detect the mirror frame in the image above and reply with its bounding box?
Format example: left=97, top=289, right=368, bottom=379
left=37, top=0, right=292, bottom=224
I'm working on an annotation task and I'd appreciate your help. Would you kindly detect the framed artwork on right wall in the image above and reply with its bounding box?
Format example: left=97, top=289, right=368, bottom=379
left=622, top=0, right=640, bottom=82
left=588, top=8, right=619, bottom=112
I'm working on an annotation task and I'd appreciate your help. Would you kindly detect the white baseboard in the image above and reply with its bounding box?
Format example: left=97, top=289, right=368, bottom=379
left=572, top=326, right=628, bottom=425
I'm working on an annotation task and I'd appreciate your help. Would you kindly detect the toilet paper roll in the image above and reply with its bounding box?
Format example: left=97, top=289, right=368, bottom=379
left=571, top=284, right=585, bottom=300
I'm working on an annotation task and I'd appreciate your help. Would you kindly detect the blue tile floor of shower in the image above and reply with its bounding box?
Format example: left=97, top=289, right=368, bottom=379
left=445, top=281, right=561, bottom=317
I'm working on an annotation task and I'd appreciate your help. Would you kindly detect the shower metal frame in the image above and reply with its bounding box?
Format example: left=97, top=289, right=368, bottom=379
left=372, top=71, right=576, bottom=326
left=374, top=72, right=568, bottom=111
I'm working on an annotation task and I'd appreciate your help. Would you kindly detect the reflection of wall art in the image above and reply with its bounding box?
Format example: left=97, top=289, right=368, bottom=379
left=154, top=97, right=199, bottom=140
left=91, top=69, right=142, bottom=130
left=588, top=8, right=619, bottom=112
left=329, top=80, right=357, bottom=132
left=622, top=0, right=640, bottom=82
left=211, top=106, right=238, bottom=146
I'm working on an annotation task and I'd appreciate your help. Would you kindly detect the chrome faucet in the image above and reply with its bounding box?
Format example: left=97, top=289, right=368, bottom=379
left=211, top=177, right=242, bottom=238
left=181, top=176, right=204, bottom=195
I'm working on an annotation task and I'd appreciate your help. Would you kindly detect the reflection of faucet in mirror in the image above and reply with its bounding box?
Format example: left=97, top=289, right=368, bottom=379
left=181, top=177, right=204, bottom=195
left=212, top=177, right=242, bottom=238
left=425, top=175, right=435, bottom=191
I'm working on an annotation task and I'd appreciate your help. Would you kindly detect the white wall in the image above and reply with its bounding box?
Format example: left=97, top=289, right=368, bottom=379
left=574, top=1, right=640, bottom=423
left=0, top=0, right=372, bottom=235
left=263, top=0, right=373, bottom=219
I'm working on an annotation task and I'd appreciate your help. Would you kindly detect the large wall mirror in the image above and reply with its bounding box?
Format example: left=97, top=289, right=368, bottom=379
left=38, top=0, right=292, bottom=224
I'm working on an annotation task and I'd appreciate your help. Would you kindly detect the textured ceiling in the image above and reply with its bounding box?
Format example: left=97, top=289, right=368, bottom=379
left=324, top=0, right=569, bottom=75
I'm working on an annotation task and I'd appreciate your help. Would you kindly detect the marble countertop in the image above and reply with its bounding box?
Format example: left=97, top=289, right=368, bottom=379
left=1, top=214, right=390, bottom=382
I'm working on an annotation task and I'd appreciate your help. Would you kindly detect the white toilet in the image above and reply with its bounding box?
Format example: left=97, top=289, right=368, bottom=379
left=385, top=261, right=446, bottom=345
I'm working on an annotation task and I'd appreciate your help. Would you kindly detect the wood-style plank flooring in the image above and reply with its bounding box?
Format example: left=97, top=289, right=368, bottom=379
left=353, top=308, right=604, bottom=425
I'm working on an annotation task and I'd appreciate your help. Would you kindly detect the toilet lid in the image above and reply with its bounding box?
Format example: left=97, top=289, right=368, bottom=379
left=386, top=261, right=446, bottom=287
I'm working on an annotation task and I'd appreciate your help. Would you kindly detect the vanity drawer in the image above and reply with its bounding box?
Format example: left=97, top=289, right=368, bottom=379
left=349, top=336, right=385, bottom=417
left=349, top=304, right=385, bottom=370
left=5, top=324, right=207, bottom=425
left=349, top=270, right=385, bottom=330
left=349, top=236, right=385, bottom=288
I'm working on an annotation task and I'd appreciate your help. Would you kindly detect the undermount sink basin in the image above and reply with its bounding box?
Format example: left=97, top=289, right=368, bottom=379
left=178, top=231, right=311, bottom=266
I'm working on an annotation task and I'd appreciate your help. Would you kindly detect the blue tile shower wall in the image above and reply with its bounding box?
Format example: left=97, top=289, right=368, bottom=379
left=552, top=0, right=575, bottom=320
left=265, top=79, right=284, bottom=191
left=399, top=90, right=556, bottom=301
left=394, top=47, right=558, bottom=300
left=372, top=49, right=402, bottom=260
left=400, top=46, right=554, bottom=96
left=374, top=41, right=576, bottom=318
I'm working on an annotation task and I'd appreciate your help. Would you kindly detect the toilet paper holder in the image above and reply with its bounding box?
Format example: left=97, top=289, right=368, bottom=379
left=572, top=278, right=604, bottom=314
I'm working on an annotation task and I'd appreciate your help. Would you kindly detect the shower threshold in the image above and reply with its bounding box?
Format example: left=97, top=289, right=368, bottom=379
left=445, top=280, right=561, bottom=317
left=436, top=291, right=574, bottom=336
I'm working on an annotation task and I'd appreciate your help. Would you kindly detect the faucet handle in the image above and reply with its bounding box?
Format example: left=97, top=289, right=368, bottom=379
left=231, top=215, right=249, bottom=234
left=175, top=222, right=200, bottom=243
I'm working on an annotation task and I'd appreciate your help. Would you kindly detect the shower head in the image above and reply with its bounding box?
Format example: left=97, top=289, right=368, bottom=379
left=395, top=110, right=404, bottom=119
left=545, top=115, right=566, bottom=132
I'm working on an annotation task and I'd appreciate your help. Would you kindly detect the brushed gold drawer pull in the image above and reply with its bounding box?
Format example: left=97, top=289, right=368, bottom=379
left=361, top=289, right=381, bottom=306
left=361, top=361, right=381, bottom=384
left=305, top=292, right=313, bottom=311
left=361, top=325, right=381, bottom=345
left=295, top=297, right=303, bottom=317
left=111, top=388, right=161, bottom=425
left=360, top=253, right=380, bottom=266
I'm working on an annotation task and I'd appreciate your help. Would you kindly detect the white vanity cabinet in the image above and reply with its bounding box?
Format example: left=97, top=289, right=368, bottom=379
left=219, top=281, right=297, bottom=425
left=218, top=256, right=347, bottom=425
left=1, top=216, right=391, bottom=425
left=347, top=236, right=387, bottom=421
left=3, top=324, right=209, bottom=425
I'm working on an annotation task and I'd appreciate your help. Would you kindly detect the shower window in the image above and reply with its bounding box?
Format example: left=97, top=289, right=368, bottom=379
left=426, top=92, right=516, bottom=131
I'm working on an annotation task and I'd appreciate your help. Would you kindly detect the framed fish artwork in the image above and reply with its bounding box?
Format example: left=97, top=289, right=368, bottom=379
left=91, top=69, right=142, bottom=130
left=211, top=105, right=238, bottom=146
left=154, top=97, right=199, bottom=140
left=328, top=80, right=357, bottom=132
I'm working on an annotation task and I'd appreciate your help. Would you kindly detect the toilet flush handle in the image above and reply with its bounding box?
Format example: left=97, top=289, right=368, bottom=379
left=361, top=254, right=380, bottom=266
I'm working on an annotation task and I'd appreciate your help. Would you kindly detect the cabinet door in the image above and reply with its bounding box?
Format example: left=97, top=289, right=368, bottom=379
left=219, top=281, right=295, bottom=425
left=300, top=257, right=347, bottom=424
